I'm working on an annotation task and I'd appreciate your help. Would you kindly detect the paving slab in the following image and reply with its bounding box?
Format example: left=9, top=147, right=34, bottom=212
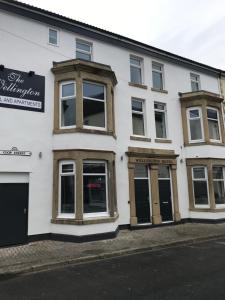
left=0, top=223, right=225, bottom=277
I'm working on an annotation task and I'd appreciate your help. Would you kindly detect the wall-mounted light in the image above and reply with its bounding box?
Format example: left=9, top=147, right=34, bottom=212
left=28, top=71, right=35, bottom=77
left=0, top=65, right=4, bottom=71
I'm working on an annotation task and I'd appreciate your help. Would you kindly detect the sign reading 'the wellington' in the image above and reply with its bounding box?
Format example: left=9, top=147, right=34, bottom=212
left=0, top=68, right=45, bottom=112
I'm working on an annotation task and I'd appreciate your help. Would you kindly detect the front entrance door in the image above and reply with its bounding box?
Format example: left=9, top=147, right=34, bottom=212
left=158, top=165, right=173, bottom=222
left=0, top=183, right=29, bottom=246
left=134, top=165, right=151, bottom=224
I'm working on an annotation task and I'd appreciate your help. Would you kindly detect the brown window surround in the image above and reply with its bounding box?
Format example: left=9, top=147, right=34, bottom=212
left=130, top=136, right=151, bottom=142
left=128, top=82, right=148, bottom=89
left=52, top=149, right=118, bottom=225
left=155, top=138, right=172, bottom=143
left=51, top=59, right=117, bottom=137
left=126, top=147, right=181, bottom=226
left=186, top=158, right=225, bottom=212
left=180, top=90, right=225, bottom=146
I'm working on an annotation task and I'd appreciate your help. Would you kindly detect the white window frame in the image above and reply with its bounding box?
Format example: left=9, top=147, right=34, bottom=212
left=83, top=160, right=109, bottom=219
left=187, top=107, right=204, bottom=143
left=207, top=107, right=221, bottom=143
left=190, top=73, right=200, bottom=91
left=59, top=81, right=76, bottom=129
left=58, top=160, right=76, bottom=218
left=154, top=102, right=168, bottom=139
left=130, top=55, right=143, bottom=84
left=48, top=27, right=59, bottom=46
left=192, top=166, right=210, bottom=208
left=152, top=61, right=164, bottom=90
left=213, top=166, right=225, bottom=208
left=76, top=39, right=92, bottom=61
left=131, top=98, right=146, bottom=137
left=83, top=81, right=107, bottom=131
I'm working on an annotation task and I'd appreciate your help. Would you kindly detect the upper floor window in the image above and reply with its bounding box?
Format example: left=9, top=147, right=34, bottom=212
left=130, top=55, right=143, bottom=84
left=190, top=73, right=200, bottom=92
left=49, top=28, right=58, bottom=46
left=76, top=39, right=92, bottom=61
left=154, top=102, right=167, bottom=139
left=152, top=62, right=164, bottom=90
left=192, top=166, right=209, bottom=207
left=59, top=161, right=75, bottom=216
left=187, top=107, right=204, bottom=143
left=60, top=81, right=76, bottom=128
left=83, top=81, right=106, bottom=129
left=207, top=107, right=221, bottom=142
left=131, top=98, right=145, bottom=136
left=213, top=166, right=225, bottom=205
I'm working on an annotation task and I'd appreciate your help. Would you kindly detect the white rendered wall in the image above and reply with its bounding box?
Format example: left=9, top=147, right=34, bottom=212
left=0, top=10, right=222, bottom=236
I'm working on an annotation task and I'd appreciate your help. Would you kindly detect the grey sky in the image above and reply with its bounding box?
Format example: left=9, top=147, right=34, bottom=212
left=21, top=0, right=225, bottom=69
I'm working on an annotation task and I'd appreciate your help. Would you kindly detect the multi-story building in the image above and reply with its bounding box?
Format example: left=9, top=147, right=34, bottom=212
left=0, top=0, right=225, bottom=246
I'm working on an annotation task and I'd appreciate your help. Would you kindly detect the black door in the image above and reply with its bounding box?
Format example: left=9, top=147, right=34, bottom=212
left=0, top=183, right=29, bottom=246
left=135, top=179, right=151, bottom=224
left=158, top=180, right=173, bottom=222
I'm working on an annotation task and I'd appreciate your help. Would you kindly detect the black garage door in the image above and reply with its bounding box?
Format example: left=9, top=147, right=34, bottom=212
left=0, top=183, right=29, bottom=247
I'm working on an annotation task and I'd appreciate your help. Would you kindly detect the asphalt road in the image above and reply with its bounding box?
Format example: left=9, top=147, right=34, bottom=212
left=1, top=238, right=225, bottom=300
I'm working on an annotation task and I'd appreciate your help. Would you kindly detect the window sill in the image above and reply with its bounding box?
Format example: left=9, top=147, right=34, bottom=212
left=51, top=213, right=119, bottom=225
left=130, top=136, right=151, bottom=142
left=151, top=87, right=168, bottom=94
left=128, top=82, right=148, bottom=89
left=184, top=141, right=225, bottom=147
left=155, top=138, right=172, bottom=143
left=190, top=208, right=225, bottom=212
left=53, top=127, right=116, bottom=138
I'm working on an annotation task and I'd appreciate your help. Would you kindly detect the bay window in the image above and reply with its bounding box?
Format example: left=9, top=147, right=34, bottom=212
left=213, top=166, right=225, bottom=205
left=187, top=107, right=203, bottom=142
left=131, top=98, right=145, bottom=136
left=207, top=107, right=221, bottom=141
left=60, top=81, right=76, bottom=128
left=192, top=166, right=209, bottom=207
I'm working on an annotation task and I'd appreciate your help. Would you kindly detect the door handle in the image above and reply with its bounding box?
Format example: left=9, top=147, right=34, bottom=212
left=24, top=208, right=27, bottom=214
left=162, top=201, right=168, bottom=204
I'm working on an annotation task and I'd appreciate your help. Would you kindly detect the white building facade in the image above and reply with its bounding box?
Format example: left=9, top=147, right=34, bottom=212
left=0, top=0, right=225, bottom=246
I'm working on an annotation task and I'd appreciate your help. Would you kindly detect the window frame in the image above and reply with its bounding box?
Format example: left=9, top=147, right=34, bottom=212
left=82, top=80, right=107, bottom=131
left=190, top=73, right=200, bottom=92
left=48, top=27, right=59, bottom=46
left=154, top=101, right=168, bottom=139
left=192, top=166, right=210, bottom=208
left=131, top=98, right=146, bottom=137
left=76, top=39, right=92, bottom=61
left=83, top=160, right=109, bottom=219
left=187, top=107, right=204, bottom=143
left=59, top=81, right=76, bottom=129
left=213, top=166, right=225, bottom=208
left=152, top=61, right=164, bottom=91
left=130, top=55, right=143, bottom=85
left=207, top=106, right=221, bottom=143
left=58, top=160, right=76, bottom=218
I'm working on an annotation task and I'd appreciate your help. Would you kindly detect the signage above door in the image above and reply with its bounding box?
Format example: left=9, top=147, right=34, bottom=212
left=0, top=67, right=45, bottom=112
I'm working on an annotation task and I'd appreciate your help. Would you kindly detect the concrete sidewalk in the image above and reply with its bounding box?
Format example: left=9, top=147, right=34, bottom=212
left=0, top=223, right=225, bottom=277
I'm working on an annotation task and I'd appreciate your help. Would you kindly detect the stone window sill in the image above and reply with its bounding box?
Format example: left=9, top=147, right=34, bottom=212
left=51, top=214, right=119, bottom=225
left=53, top=127, right=116, bottom=138
left=184, top=141, right=225, bottom=147
left=155, top=138, right=172, bottom=143
left=151, top=87, right=168, bottom=94
left=190, top=208, right=225, bottom=212
left=128, top=82, right=148, bottom=89
left=130, top=136, right=151, bottom=142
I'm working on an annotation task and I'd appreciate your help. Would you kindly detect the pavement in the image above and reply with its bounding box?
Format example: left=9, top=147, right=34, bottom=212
left=0, top=222, right=225, bottom=277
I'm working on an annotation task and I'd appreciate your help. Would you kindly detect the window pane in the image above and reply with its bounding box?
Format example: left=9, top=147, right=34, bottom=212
left=62, top=83, right=74, bottom=97
left=155, top=111, right=166, bottom=138
left=152, top=63, right=162, bottom=71
left=207, top=109, right=218, bottom=120
left=130, top=57, right=141, bottom=66
left=76, top=51, right=91, bottom=61
left=190, top=119, right=202, bottom=140
left=134, top=164, right=148, bottom=178
left=191, top=81, right=199, bottom=92
left=208, top=119, right=220, bottom=140
left=83, top=162, right=106, bottom=174
left=158, top=165, right=170, bottom=179
left=132, top=100, right=143, bottom=112
left=154, top=102, right=165, bottom=111
left=83, top=82, right=104, bottom=100
left=152, top=71, right=163, bottom=90
left=62, top=164, right=74, bottom=173
left=214, top=181, right=225, bottom=204
left=189, top=109, right=199, bottom=118
left=193, top=181, right=208, bottom=205
left=132, top=114, right=144, bottom=135
left=77, top=41, right=91, bottom=52
left=130, top=66, right=142, bottom=84
left=61, top=98, right=76, bottom=127
left=83, top=99, right=105, bottom=127
left=83, top=175, right=107, bottom=213
left=61, top=175, right=74, bottom=213
left=193, top=167, right=205, bottom=179
left=49, top=29, right=57, bottom=44
left=213, top=167, right=223, bottom=179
